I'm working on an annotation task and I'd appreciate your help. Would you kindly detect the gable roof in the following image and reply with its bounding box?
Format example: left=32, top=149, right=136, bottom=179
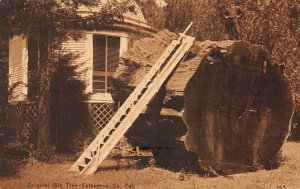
left=76, top=0, right=150, bottom=29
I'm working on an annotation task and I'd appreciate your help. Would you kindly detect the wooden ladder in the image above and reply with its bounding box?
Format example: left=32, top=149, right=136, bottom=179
left=69, top=23, right=195, bottom=176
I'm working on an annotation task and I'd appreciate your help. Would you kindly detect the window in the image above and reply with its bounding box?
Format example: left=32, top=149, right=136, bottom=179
left=93, top=35, right=120, bottom=93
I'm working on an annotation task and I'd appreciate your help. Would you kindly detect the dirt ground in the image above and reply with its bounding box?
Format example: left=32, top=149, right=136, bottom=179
left=0, top=142, right=299, bottom=189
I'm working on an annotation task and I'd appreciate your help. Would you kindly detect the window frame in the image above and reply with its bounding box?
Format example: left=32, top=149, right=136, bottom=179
left=92, top=34, right=120, bottom=93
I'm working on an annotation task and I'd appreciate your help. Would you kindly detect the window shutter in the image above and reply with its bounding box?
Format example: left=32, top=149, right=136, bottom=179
left=8, top=35, right=28, bottom=101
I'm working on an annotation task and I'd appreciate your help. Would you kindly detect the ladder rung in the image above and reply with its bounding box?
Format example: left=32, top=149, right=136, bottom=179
left=120, top=115, right=126, bottom=121
left=115, top=121, right=121, bottom=128
left=141, top=87, right=148, bottom=94
left=109, top=129, right=116, bottom=135
left=103, top=136, right=109, bottom=143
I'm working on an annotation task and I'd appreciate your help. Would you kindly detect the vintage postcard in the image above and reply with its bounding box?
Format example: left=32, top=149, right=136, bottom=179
left=0, top=0, right=299, bottom=189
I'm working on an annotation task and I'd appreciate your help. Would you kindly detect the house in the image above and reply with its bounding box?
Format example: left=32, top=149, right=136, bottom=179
left=7, top=0, right=155, bottom=136
left=8, top=0, right=154, bottom=103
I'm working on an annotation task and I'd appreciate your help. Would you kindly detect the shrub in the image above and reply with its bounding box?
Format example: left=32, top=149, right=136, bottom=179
left=50, top=52, right=91, bottom=152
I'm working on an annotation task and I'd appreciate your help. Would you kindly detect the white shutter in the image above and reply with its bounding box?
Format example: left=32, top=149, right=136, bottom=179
left=8, top=35, right=28, bottom=102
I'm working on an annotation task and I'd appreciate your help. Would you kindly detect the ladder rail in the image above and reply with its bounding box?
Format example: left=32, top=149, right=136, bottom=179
left=83, top=36, right=195, bottom=175
left=70, top=23, right=195, bottom=175
left=178, top=22, right=193, bottom=41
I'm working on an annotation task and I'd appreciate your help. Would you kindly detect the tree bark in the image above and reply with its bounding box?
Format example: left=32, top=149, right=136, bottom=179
left=36, top=36, right=52, bottom=160
left=0, top=39, right=8, bottom=140
left=37, top=65, right=51, bottom=150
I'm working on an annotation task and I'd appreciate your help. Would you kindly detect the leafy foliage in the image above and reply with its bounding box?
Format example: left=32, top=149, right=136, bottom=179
left=240, top=0, right=300, bottom=139
left=137, top=0, right=226, bottom=40
left=136, top=0, right=165, bottom=29
left=0, top=0, right=130, bottom=39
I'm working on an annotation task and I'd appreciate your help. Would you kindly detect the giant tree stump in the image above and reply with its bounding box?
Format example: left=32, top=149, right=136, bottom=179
left=183, top=41, right=294, bottom=171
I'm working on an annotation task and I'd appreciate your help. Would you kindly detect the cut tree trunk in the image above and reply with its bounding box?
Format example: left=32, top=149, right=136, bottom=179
left=113, top=30, right=294, bottom=174
left=183, top=41, right=294, bottom=172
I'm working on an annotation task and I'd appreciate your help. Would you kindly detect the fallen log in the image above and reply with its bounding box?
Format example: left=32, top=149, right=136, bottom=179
left=113, top=31, right=294, bottom=174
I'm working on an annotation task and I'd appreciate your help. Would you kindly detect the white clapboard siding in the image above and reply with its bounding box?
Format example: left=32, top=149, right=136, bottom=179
left=9, top=35, right=28, bottom=101
left=61, top=38, right=86, bottom=64
left=62, top=35, right=93, bottom=94
left=61, top=37, right=87, bottom=71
